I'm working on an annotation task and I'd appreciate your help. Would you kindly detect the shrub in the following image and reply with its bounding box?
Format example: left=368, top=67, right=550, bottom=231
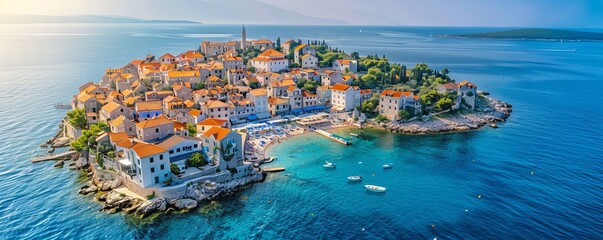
left=186, top=152, right=207, bottom=168
left=375, top=114, right=389, bottom=123
left=146, top=192, right=155, bottom=200
left=170, top=163, right=181, bottom=175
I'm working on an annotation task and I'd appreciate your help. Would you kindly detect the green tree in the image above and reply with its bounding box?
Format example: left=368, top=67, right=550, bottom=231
left=375, top=114, right=389, bottom=123
left=275, top=37, right=281, bottom=51
left=398, top=110, right=411, bottom=121
left=170, top=163, right=181, bottom=175
left=67, top=109, right=87, bottom=129
left=350, top=52, right=360, bottom=60
left=289, top=63, right=300, bottom=68
left=247, top=66, right=256, bottom=73
left=420, top=90, right=440, bottom=106
left=70, top=122, right=108, bottom=152
left=434, top=97, right=453, bottom=112
left=193, top=82, right=205, bottom=90
left=186, top=152, right=207, bottom=168
left=187, top=123, right=197, bottom=136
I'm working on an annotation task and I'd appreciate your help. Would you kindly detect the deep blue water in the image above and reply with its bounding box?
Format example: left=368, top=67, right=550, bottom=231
left=0, top=24, right=602, bottom=239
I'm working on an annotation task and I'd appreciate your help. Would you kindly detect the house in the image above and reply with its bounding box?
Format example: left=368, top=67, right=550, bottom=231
left=316, top=85, right=331, bottom=105
left=181, top=50, right=205, bottom=63
left=268, top=97, right=290, bottom=116
left=285, top=86, right=303, bottom=113
left=330, top=84, right=360, bottom=112
left=302, top=90, right=319, bottom=109
left=160, top=53, right=176, bottom=64
left=144, top=90, right=173, bottom=101
left=73, top=92, right=101, bottom=113
left=250, top=49, right=288, bottom=73
left=321, top=70, right=344, bottom=86
left=99, top=101, right=134, bottom=122
left=227, top=69, right=247, bottom=85
left=109, top=115, right=136, bottom=137
left=179, top=109, right=205, bottom=125
left=293, top=44, right=316, bottom=64
left=437, top=82, right=458, bottom=94
left=333, top=59, right=358, bottom=73
left=200, top=126, right=244, bottom=171
left=135, top=101, right=163, bottom=120
left=196, top=118, right=228, bottom=135
left=301, top=54, right=318, bottom=68
left=173, top=83, right=193, bottom=100
left=378, top=90, right=421, bottom=121
left=163, top=96, right=191, bottom=119
left=166, top=70, right=201, bottom=85
left=229, top=99, right=255, bottom=124
left=222, top=56, right=244, bottom=71
left=157, top=135, right=203, bottom=172
left=201, top=100, right=230, bottom=122
left=360, top=89, right=373, bottom=100
left=281, top=39, right=295, bottom=54
left=135, top=115, right=174, bottom=142
left=125, top=142, right=171, bottom=187
left=251, top=39, right=273, bottom=50
left=266, top=79, right=296, bottom=98
left=247, top=88, right=271, bottom=120
left=458, top=80, right=478, bottom=109
left=207, top=76, right=226, bottom=88
left=200, top=41, right=225, bottom=56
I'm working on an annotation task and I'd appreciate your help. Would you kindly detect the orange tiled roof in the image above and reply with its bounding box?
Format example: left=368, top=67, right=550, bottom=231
left=332, top=83, right=351, bottom=92
left=380, top=90, right=412, bottom=98
left=130, top=142, right=168, bottom=158
left=136, top=101, right=162, bottom=111
left=135, top=115, right=172, bottom=129
left=101, top=101, right=123, bottom=112
left=203, top=126, right=232, bottom=141
left=198, top=118, right=227, bottom=126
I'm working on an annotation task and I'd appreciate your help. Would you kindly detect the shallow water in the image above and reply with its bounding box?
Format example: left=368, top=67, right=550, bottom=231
left=0, top=24, right=602, bottom=239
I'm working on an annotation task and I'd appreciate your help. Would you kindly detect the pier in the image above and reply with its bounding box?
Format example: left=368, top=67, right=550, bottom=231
left=31, top=150, right=77, bottom=163
left=314, top=129, right=352, bottom=145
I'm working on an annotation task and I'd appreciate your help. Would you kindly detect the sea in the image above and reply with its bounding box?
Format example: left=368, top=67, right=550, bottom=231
left=0, top=24, right=602, bottom=239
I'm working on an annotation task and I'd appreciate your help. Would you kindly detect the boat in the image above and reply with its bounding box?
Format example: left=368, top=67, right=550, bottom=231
left=364, top=185, right=386, bottom=192
left=323, top=161, right=336, bottom=168
left=350, top=133, right=359, bottom=137
left=383, top=163, right=393, bottom=169
left=490, top=123, right=498, bottom=128
left=347, top=176, right=363, bottom=182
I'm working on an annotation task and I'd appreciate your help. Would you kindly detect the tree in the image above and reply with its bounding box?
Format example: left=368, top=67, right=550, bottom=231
left=398, top=110, right=411, bottom=121
left=420, top=90, right=440, bottom=106
left=193, top=82, right=205, bottom=90
left=170, top=163, right=181, bottom=175
left=67, top=109, right=87, bottom=129
left=276, top=37, right=281, bottom=48
left=186, top=152, right=207, bottom=168
left=375, top=114, right=389, bottom=123
left=70, top=122, right=108, bottom=152
left=289, top=63, right=300, bottom=68
left=351, top=52, right=360, bottom=60
left=247, top=66, right=256, bottom=73
left=434, top=97, right=453, bottom=112
left=186, top=123, right=197, bottom=136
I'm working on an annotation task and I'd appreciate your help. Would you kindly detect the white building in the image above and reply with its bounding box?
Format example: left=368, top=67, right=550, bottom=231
left=330, top=83, right=360, bottom=112
left=458, top=80, right=478, bottom=109
left=378, top=90, right=421, bottom=121
left=126, top=142, right=171, bottom=188
left=333, top=59, right=358, bottom=73
left=301, top=54, right=318, bottom=68
left=250, top=49, right=289, bottom=72
left=247, top=88, right=271, bottom=119
left=157, top=135, right=203, bottom=172
left=201, top=100, right=230, bottom=122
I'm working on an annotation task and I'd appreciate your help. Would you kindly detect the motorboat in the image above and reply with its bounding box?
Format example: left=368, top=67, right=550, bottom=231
left=364, top=185, right=386, bottom=192
left=383, top=163, right=393, bottom=169
left=347, top=176, right=363, bottom=182
left=323, top=161, right=336, bottom=168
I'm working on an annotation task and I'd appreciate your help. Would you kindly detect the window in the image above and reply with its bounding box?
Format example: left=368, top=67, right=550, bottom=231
left=177, top=148, right=181, bottom=152
left=149, top=157, right=154, bottom=163
left=159, top=154, right=163, bottom=160
left=169, top=150, right=174, bottom=154
left=164, top=173, right=168, bottom=178
left=160, top=164, right=165, bottom=170
left=154, top=176, right=159, bottom=184
left=151, top=167, right=155, bottom=173
left=194, top=144, right=198, bottom=148
left=155, top=128, right=159, bottom=133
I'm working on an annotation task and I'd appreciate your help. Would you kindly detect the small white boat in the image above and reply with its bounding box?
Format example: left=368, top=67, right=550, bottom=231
left=364, top=185, right=386, bottom=192
left=347, top=176, right=363, bottom=182
left=323, top=161, right=336, bottom=168
left=383, top=163, right=393, bottom=169
left=350, top=133, right=359, bottom=137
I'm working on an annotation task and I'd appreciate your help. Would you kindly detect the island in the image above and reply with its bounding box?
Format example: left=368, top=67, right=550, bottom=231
left=441, top=28, right=603, bottom=41
left=0, top=13, right=201, bottom=24
left=36, top=26, right=511, bottom=219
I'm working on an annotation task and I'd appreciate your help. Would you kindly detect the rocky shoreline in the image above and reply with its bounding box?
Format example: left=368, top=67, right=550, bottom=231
left=377, top=96, right=512, bottom=134
left=77, top=166, right=266, bottom=218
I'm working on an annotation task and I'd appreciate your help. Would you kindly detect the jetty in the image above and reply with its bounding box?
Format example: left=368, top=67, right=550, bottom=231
left=314, top=129, right=351, bottom=145
left=31, top=150, right=77, bottom=163
left=262, top=167, right=285, bottom=172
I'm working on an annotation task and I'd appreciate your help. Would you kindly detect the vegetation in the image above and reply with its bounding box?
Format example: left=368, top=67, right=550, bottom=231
left=71, top=122, right=109, bottom=152
left=186, top=123, right=197, bottom=136
left=375, top=114, right=389, bottom=123
left=186, top=152, right=207, bottom=168
left=398, top=110, right=411, bottom=121
left=192, top=82, right=205, bottom=90
left=66, top=109, right=87, bottom=129
left=170, top=163, right=180, bottom=175
left=146, top=191, right=155, bottom=200
left=360, top=95, right=380, bottom=117
left=296, top=78, right=321, bottom=93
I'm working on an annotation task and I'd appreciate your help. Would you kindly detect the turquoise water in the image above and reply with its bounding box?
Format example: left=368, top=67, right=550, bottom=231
left=0, top=24, right=602, bottom=239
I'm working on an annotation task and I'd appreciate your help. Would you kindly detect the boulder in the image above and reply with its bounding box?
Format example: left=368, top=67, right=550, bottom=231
left=136, top=199, right=167, bottom=215
left=105, top=191, right=125, bottom=206
left=79, top=185, right=98, bottom=195
left=173, top=199, right=198, bottom=210
left=53, top=160, right=64, bottom=168
left=75, top=157, right=89, bottom=169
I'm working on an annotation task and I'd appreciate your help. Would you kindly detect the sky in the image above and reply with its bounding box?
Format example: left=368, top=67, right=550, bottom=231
left=0, top=0, right=602, bottom=27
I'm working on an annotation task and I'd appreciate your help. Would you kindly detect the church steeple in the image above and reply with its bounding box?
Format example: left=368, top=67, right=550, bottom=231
left=241, top=25, right=247, bottom=50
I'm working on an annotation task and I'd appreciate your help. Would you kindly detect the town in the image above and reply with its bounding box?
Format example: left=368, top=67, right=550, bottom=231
left=58, top=26, right=504, bottom=215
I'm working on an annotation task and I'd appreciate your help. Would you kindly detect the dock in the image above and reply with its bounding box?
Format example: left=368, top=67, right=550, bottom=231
left=31, top=150, right=77, bottom=163
left=314, top=129, right=352, bottom=145
left=262, top=167, right=285, bottom=172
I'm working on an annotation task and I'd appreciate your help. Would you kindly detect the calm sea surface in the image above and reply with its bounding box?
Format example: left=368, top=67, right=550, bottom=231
left=0, top=24, right=602, bottom=239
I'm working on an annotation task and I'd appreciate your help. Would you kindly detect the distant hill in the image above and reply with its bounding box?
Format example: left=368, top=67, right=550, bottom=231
left=0, top=14, right=200, bottom=24
left=444, top=28, right=603, bottom=41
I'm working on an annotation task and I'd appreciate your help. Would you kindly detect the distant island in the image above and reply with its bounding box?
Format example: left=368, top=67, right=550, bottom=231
left=441, top=28, right=603, bottom=41
left=0, top=14, right=201, bottom=24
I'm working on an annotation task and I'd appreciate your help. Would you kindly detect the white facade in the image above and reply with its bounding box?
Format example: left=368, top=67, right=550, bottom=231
left=330, top=84, right=359, bottom=112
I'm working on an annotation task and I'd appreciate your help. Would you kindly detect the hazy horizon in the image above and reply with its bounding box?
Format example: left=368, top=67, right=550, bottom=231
left=1, top=0, right=602, bottom=27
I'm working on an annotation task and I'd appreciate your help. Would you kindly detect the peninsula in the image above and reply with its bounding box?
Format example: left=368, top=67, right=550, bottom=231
left=442, top=28, right=603, bottom=41
left=39, top=26, right=511, bottom=218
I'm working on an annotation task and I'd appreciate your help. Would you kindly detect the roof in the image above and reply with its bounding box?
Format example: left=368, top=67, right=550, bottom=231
left=109, top=132, right=132, bottom=148
left=77, top=92, right=94, bottom=102
left=249, top=88, right=267, bottom=96
left=160, top=53, right=175, bottom=59
left=136, top=101, right=162, bottom=111
left=203, top=100, right=229, bottom=109
left=208, top=76, right=222, bottom=82
left=189, top=109, right=201, bottom=116
left=302, top=90, right=316, bottom=97
left=198, top=118, right=227, bottom=126
left=331, top=83, right=351, bottom=92
left=336, top=59, right=353, bottom=65
left=380, top=90, right=412, bottom=98
left=360, top=89, right=372, bottom=94
left=135, top=115, right=173, bottom=129
left=157, top=135, right=199, bottom=149
left=283, top=39, right=294, bottom=44
left=440, top=82, right=457, bottom=90
left=287, top=86, right=297, bottom=91
left=253, top=39, right=273, bottom=44
left=202, top=126, right=232, bottom=141
left=294, top=44, right=307, bottom=52
left=130, top=142, right=168, bottom=158
left=168, top=70, right=198, bottom=78
left=268, top=97, right=289, bottom=105
left=301, top=54, right=315, bottom=59
left=101, top=101, right=123, bottom=112
left=110, top=115, right=128, bottom=126
left=258, top=49, right=285, bottom=58
left=459, top=80, right=477, bottom=88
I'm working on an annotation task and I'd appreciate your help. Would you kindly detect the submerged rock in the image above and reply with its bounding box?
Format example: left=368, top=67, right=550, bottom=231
left=172, top=199, right=198, bottom=210
left=53, top=160, right=64, bottom=168
left=136, top=199, right=167, bottom=216
left=78, top=184, right=98, bottom=195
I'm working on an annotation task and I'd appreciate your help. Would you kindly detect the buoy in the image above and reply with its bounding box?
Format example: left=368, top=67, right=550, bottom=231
left=531, top=171, right=534, bottom=175
left=268, top=200, right=271, bottom=204
left=477, top=195, right=482, bottom=199
left=465, top=209, right=468, bottom=212
left=362, top=228, right=365, bottom=231
left=431, top=224, right=435, bottom=228
left=372, top=173, right=375, bottom=176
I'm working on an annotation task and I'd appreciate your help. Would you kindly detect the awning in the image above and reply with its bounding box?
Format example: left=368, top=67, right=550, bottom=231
left=314, top=106, right=327, bottom=110
left=247, top=114, right=259, bottom=121
left=256, top=111, right=271, bottom=119
left=302, top=106, right=315, bottom=112
left=291, top=108, right=303, bottom=114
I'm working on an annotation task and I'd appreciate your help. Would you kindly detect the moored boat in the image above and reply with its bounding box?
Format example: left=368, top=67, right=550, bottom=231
left=350, top=133, right=359, bottom=137
left=383, top=163, right=393, bottom=169
left=323, top=161, right=336, bottom=168
left=364, top=185, right=386, bottom=192
left=347, top=176, right=363, bottom=182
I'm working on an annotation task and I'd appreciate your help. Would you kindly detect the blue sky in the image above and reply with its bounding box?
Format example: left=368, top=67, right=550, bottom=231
left=1, top=0, right=602, bottom=27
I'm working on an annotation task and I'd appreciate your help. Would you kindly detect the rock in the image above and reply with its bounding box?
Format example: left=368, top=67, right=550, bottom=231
left=75, top=157, right=89, bottom=169
left=136, top=199, right=167, bottom=215
left=47, top=148, right=55, bottom=154
left=172, top=199, right=198, bottom=210
left=105, top=191, right=126, bottom=206
left=51, top=138, right=71, bottom=148
left=96, top=192, right=109, bottom=202
left=109, top=178, right=122, bottom=189
left=124, top=200, right=143, bottom=214
left=101, top=181, right=112, bottom=191
left=79, top=185, right=98, bottom=195
left=53, top=160, right=64, bottom=168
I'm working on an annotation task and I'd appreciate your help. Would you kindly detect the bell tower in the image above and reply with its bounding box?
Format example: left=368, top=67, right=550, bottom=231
left=241, top=25, right=247, bottom=50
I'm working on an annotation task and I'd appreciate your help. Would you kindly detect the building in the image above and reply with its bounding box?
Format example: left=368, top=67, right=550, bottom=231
left=293, top=44, right=316, bottom=64
left=126, top=142, right=171, bottom=187
left=302, top=90, right=319, bottom=109
left=247, top=88, right=271, bottom=119
left=135, top=101, right=163, bottom=120
left=285, top=86, right=303, bottom=113
left=223, top=56, right=244, bottom=71
left=251, top=39, right=273, bottom=50
left=109, top=115, right=136, bottom=137
left=378, top=90, right=421, bottom=121
left=135, top=115, right=174, bottom=142
left=157, top=135, right=203, bottom=172
left=196, top=118, right=229, bottom=135
left=201, top=100, right=230, bottom=122
left=330, top=84, right=359, bottom=112
left=321, top=70, right=344, bottom=86
left=160, top=53, right=176, bottom=64
left=250, top=49, right=288, bottom=72
left=241, top=25, right=247, bottom=49
left=333, top=59, right=358, bottom=73
left=267, top=97, right=290, bottom=116
left=99, top=101, right=134, bottom=122
left=301, top=54, right=318, bottom=68
left=281, top=39, right=295, bottom=54
left=458, top=80, right=478, bottom=109
left=316, top=85, right=331, bottom=105
left=437, top=82, right=458, bottom=94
